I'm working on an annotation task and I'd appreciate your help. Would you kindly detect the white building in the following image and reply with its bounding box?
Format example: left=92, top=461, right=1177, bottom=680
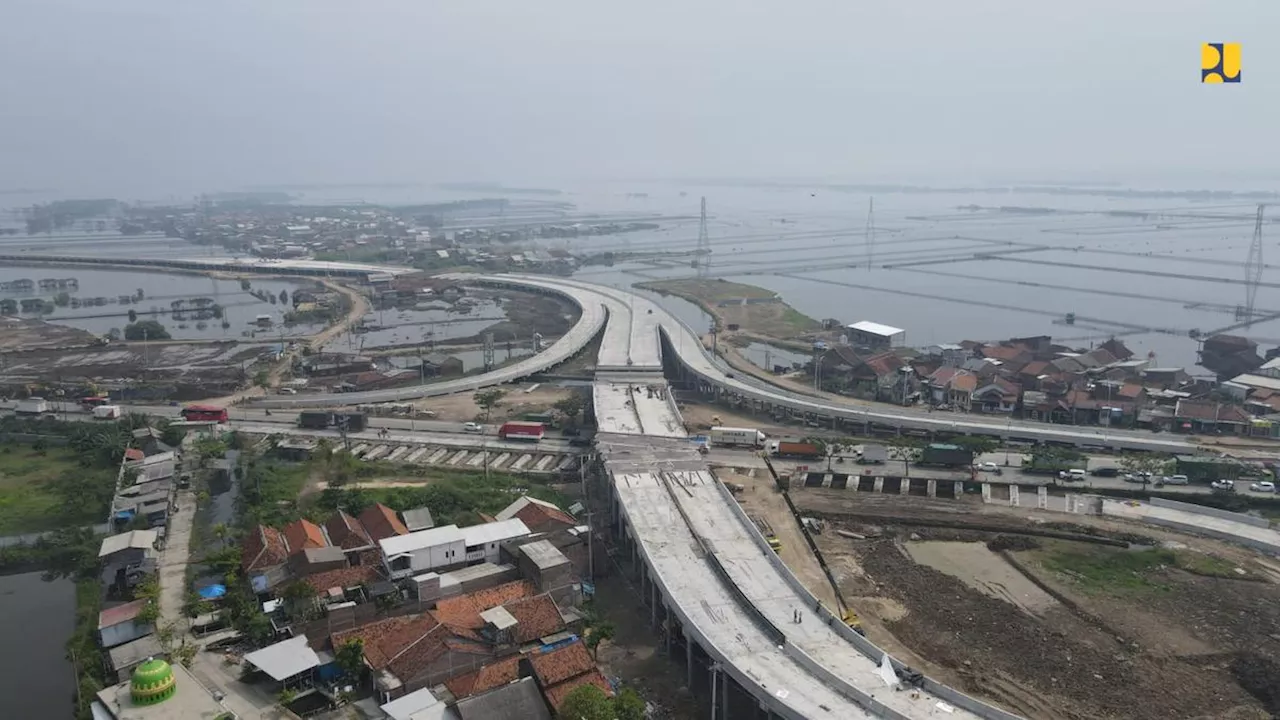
left=380, top=525, right=466, bottom=580
left=846, top=321, right=905, bottom=350
left=461, top=519, right=531, bottom=565
left=379, top=519, right=530, bottom=579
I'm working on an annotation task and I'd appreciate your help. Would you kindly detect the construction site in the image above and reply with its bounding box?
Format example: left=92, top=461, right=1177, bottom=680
left=740, top=483, right=1280, bottom=720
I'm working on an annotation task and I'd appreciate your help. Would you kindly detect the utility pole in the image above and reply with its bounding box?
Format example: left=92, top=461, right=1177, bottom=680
left=1244, top=204, right=1266, bottom=323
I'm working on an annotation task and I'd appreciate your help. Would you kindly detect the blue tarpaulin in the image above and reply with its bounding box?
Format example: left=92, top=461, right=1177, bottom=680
left=197, top=584, right=226, bottom=600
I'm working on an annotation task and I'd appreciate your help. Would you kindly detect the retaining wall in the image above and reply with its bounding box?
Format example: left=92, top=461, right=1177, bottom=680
left=1149, top=497, right=1271, bottom=529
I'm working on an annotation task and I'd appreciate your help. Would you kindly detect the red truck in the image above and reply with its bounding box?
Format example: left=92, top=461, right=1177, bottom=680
left=768, top=440, right=824, bottom=459
left=499, top=421, right=545, bottom=442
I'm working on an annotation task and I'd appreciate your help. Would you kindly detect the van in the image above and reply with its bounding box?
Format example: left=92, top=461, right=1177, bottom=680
left=1061, top=469, right=1087, bottom=482
left=1163, top=474, right=1190, bottom=486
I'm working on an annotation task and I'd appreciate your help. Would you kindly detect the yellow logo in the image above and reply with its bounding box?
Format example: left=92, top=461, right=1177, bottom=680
left=1202, top=43, right=1241, bottom=83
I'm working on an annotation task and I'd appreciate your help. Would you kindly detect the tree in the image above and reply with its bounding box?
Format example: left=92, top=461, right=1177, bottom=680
left=584, top=619, right=615, bottom=661
left=124, top=319, right=170, bottom=341
left=106, top=327, right=122, bottom=342
left=887, top=436, right=923, bottom=477
left=1119, top=452, right=1172, bottom=492
left=613, top=688, right=646, bottom=720
left=553, top=393, right=586, bottom=427
left=127, top=309, right=138, bottom=323
left=252, top=370, right=270, bottom=388
left=281, top=580, right=318, bottom=621
left=335, top=639, right=366, bottom=680
left=240, top=279, right=251, bottom=291
left=952, top=435, right=999, bottom=457
left=557, top=684, right=614, bottom=720
left=279, top=290, right=289, bottom=305
left=53, top=291, right=71, bottom=307
left=473, top=388, right=506, bottom=421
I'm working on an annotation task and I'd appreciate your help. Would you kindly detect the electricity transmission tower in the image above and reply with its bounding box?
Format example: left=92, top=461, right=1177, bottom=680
left=1245, top=204, right=1266, bottom=322
left=865, top=197, right=875, bottom=269
left=696, top=197, right=710, bottom=279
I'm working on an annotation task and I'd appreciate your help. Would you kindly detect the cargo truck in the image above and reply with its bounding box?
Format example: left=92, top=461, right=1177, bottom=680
left=92, top=405, right=122, bottom=420
left=709, top=426, right=767, bottom=448
left=499, top=421, right=545, bottom=441
left=15, top=397, right=50, bottom=415
left=768, top=440, right=824, bottom=459
left=859, top=443, right=888, bottom=464
left=298, top=411, right=333, bottom=430
left=334, top=412, right=367, bottom=433
left=917, top=443, right=974, bottom=468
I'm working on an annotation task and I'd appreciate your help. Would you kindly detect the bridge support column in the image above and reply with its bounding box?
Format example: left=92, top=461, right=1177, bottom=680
left=873, top=478, right=884, bottom=493
left=651, top=577, right=657, bottom=628
left=899, top=478, right=910, bottom=495
left=927, top=479, right=937, bottom=498
left=686, top=636, right=694, bottom=689
left=1038, top=486, right=1048, bottom=509
left=1009, top=484, right=1020, bottom=506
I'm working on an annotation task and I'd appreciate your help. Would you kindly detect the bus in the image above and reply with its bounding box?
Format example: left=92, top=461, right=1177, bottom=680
left=181, top=404, right=229, bottom=423
left=80, top=396, right=111, bottom=409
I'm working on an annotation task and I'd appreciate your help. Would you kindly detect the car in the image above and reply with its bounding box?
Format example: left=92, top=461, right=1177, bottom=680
left=1090, top=467, right=1120, bottom=477
left=1210, top=479, right=1236, bottom=491
left=976, top=462, right=999, bottom=473
left=1251, top=481, right=1277, bottom=493
left=1123, top=473, right=1144, bottom=483
left=462, top=422, right=483, bottom=433
left=1163, top=474, right=1190, bottom=486
left=1059, top=469, right=1087, bottom=482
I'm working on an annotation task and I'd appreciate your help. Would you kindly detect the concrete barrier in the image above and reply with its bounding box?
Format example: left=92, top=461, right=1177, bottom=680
left=1149, top=497, right=1271, bottom=529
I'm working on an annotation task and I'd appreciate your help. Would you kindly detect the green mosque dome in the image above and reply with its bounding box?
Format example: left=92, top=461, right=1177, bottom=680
left=130, top=657, right=176, bottom=705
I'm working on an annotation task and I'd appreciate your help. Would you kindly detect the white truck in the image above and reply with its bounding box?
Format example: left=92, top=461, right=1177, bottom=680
left=92, top=405, right=123, bottom=420
left=709, top=426, right=767, bottom=448
left=15, top=397, right=50, bottom=415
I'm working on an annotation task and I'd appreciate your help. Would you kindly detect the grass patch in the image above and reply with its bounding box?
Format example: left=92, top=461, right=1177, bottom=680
left=0, top=445, right=114, bottom=535
left=1174, top=551, right=1248, bottom=579
left=641, top=278, right=778, bottom=302
left=1037, top=545, right=1177, bottom=594
left=309, top=468, right=568, bottom=527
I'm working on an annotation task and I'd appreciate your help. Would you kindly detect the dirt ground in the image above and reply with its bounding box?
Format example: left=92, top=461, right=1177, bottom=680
left=592, top=571, right=700, bottom=720
left=794, top=490, right=1280, bottom=720
left=416, top=384, right=576, bottom=423
left=715, top=467, right=841, bottom=612
left=0, top=315, right=99, bottom=351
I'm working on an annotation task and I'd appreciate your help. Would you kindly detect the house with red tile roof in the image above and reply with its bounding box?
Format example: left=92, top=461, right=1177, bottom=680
left=242, top=525, right=291, bottom=590
left=495, top=497, right=576, bottom=534
left=332, top=613, right=495, bottom=699
left=528, top=640, right=613, bottom=713
left=283, top=519, right=329, bottom=552
left=972, top=377, right=1021, bottom=414
left=359, top=503, right=409, bottom=542
left=324, top=510, right=373, bottom=553
left=444, top=656, right=521, bottom=699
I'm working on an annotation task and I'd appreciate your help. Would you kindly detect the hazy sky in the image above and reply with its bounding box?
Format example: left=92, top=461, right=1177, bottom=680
left=1, top=0, right=1277, bottom=197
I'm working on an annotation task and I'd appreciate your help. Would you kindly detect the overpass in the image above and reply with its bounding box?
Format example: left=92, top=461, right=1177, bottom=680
left=253, top=273, right=1195, bottom=454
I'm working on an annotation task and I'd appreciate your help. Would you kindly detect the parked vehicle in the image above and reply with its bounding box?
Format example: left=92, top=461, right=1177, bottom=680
left=1059, top=468, right=1088, bottom=482
left=1090, top=467, right=1120, bottom=477
left=976, top=462, right=999, bottom=473
left=1162, top=474, right=1190, bottom=486
left=709, top=426, right=767, bottom=448
left=859, top=443, right=888, bottom=464
left=91, top=405, right=122, bottom=420
left=499, top=421, right=545, bottom=441
left=1210, top=479, right=1236, bottom=491
left=463, top=422, right=484, bottom=433
left=334, top=412, right=367, bottom=432
left=15, top=397, right=50, bottom=415
left=1250, top=481, right=1276, bottom=493
left=768, top=441, right=823, bottom=459
left=79, top=396, right=110, bottom=409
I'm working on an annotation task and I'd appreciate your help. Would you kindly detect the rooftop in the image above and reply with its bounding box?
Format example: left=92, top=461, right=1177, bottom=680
left=445, top=656, right=522, bottom=699
left=462, top=518, right=531, bottom=547
left=380, top=524, right=465, bottom=557
left=93, top=661, right=226, bottom=720
left=402, top=506, right=435, bottom=531
left=359, top=502, right=409, bottom=541
left=99, top=599, right=149, bottom=630
left=518, top=540, right=570, bottom=571
left=847, top=320, right=904, bottom=337
left=455, top=677, right=550, bottom=720
left=379, top=687, right=457, bottom=720
left=495, top=496, right=576, bottom=530
left=243, top=635, right=322, bottom=681
left=99, top=530, right=158, bottom=558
